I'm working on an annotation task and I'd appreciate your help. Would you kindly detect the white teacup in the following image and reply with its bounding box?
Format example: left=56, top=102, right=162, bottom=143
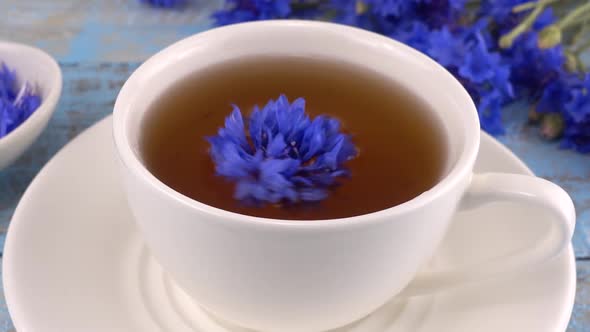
left=113, top=21, right=575, bottom=332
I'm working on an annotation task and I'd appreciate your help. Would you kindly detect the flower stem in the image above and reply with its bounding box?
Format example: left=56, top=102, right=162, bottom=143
left=500, top=0, right=552, bottom=48
left=556, top=2, right=590, bottom=30
left=537, top=3, right=590, bottom=48
left=512, top=0, right=561, bottom=14
left=564, top=51, right=583, bottom=72
left=570, top=19, right=589, bottom=45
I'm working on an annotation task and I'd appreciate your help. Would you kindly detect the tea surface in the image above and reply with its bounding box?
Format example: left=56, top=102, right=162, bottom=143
left=141, top=56, right=447, bottom=220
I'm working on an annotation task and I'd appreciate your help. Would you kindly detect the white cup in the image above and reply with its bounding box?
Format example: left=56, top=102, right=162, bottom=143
left=113, top=21, right=575, bottom=332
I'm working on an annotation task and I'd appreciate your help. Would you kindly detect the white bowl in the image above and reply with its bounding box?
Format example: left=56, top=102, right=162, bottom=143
left=0, top=41, right=62, bottom=170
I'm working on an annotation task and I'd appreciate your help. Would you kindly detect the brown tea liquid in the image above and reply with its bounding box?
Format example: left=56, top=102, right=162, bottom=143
left=141, top=56, right=447, bottom=220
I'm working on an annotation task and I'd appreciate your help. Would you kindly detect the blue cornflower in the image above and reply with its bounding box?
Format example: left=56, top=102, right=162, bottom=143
left=533, top=8, right=556, bottom=30
left=423, top=27, right=512, bottom=133
left=535, top=74, right=590, bottom=152
left=448, top=0, right=466, bottom=11
left=459, top=33, right=502, bottom=84
left=537, top=75, right=577, bottom=114
left=208, top=95, right=357, bottom=204
left=0, top=63, right=17, bottom=101
left=392, top=18, right=512, bottom=135
left=563, top=75, right=590, bottom=124
left=560, top=75, right=590, bottom=153
left=214, top=0, right=292, bottom=25
left=506, top=32, right=565, bottom=96
left=0, top=63, right=42, bottom=139
left=477, top=90, right=506, bottom=135
left=481, top=0, right=529, bottom=26
left=561, top=119, right=590, bottom=153
left=389, top=21, right=431, bottom=52
left=565, top=90, right=590, bottom=124
left=426, top=27, right=467, bottom=67
left=492, top=64, right=515, bottom=98
left=139, top=0, right=186, bottom=8
left=329, top=0, right=374, bottom=29
left=366, top=0, right=414, bottom=17
left=416, top=0, right=466, bottom=27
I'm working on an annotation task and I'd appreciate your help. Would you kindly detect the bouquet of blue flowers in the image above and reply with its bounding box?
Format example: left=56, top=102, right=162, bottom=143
left=142, top=0, right=590, bottom=154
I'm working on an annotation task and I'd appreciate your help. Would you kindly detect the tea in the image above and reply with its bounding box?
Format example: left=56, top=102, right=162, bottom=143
left=140, top=56, right=447, bottom=220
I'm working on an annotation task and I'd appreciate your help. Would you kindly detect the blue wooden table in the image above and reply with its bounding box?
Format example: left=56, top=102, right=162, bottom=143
left=0, top=1, right=589, bottom=331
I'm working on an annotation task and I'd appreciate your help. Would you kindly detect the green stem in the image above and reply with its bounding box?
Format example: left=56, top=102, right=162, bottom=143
left=566, top=9, right=590, bottom=29
left=500, top=0, right=552, bottom=48
left=557, top=2, right=590, bottom=30
left=512, top=2, right=535, bottom=13
left=513, top=0, right=561, bottom=14
left=570, top=19, right=589, bottom=45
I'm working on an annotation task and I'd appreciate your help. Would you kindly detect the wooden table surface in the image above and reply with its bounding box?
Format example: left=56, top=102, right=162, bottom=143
left=0, top=1, right=589, bottom=331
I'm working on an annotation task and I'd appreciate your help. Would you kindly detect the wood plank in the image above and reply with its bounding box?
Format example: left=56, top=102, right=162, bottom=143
left=0, top=259, right=14, bottom=332
left=569, top=260, right=589, bottom=331
left=0, top=0, right=219, bottom=62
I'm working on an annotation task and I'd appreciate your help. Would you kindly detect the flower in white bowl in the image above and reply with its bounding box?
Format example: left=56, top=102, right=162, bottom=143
left=0, top=63, right=42, bottom=138
left=0, top=41, right=62, bottom=170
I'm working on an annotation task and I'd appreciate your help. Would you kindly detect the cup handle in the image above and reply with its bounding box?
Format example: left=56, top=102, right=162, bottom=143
left=400, top=172, right=575, bottom=297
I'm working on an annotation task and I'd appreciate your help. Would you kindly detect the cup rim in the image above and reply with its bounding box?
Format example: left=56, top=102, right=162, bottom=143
left=113, top=20, right=480, bottom=228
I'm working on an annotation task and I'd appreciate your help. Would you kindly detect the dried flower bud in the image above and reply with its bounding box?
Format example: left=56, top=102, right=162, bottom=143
left=538, top=25, right=562, bottom=49
left=565, top=52, right=580, bottom=73
left=540, top=113, right=565, bottom=140
left=356, top=1, right=368, bottom=14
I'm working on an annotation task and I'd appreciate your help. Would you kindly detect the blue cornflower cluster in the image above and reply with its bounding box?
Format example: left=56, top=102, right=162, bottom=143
left=207, top=0, right=590, bottom=153
left=214, top=0, right=293, bottom=25
left=208, top=95, right=357, bottom=204
left=0, top=63, right=42, bottom=139
left=139, top=0, right=186, bottom=8
left=538, top=73, right=590, bottom=152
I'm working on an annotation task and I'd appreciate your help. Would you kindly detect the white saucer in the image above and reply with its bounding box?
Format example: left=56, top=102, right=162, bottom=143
left=3, top=117, right=575, bottom=332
